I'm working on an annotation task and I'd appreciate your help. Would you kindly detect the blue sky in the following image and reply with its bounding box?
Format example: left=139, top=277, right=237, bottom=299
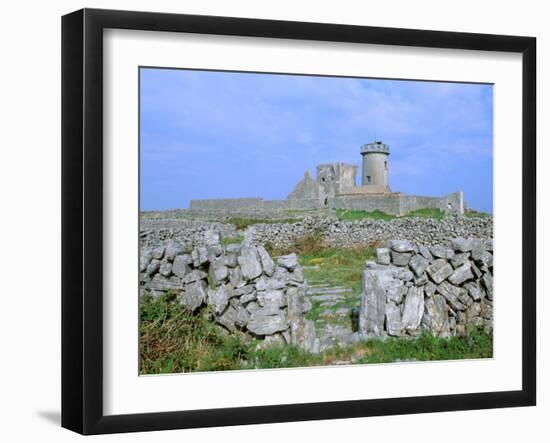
left=140, top=68, right=493, bottom=213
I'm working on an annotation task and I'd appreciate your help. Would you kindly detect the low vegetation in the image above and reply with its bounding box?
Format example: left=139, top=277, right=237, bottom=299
left=335, top=209, right=396, bottom=221
left=300, top=246, right=376, bottom=295
left=140, top=293, right=492, bottom=374
left=222, top=234, right=244, bottom=245
left=226, top=217, right=301, bottom=230
left=464, top=208, right=491, bottom=218
left=335, top=207, right=448, bottom=221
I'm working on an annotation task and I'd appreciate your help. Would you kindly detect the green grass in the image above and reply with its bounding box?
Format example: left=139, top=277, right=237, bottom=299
left=335, top=207, right=450, bottom=221
left=300, top=247, right=376, bottom=295
left=298, top=247, right=376, bottom=327
left=336, top=208, right=396, bottom=221
left=140, top=292, right=249, bottom=374
left=139, top=292, right=493, bottom=374
left=226, top=217, right=301, bottom=230
left=464, top=208, right=491, bottom=218
left=222, top=234, right=244, bottom=245
left=405, top=207, right=446, bottom=219
left=353, top=329, right=493, bottom=363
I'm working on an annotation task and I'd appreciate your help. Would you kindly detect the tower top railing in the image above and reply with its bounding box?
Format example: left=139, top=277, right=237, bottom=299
left=360, top=141, right=390, bottom=155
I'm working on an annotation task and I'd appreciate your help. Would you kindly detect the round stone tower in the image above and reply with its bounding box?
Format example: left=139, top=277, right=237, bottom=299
left=360, top=141, right=390, bottom=191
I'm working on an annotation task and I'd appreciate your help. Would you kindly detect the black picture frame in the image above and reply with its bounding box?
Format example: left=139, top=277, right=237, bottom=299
left=61, top=8, right=536, bottom=435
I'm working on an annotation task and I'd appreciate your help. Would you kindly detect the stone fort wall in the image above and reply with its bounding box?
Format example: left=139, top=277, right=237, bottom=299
left=190, top=191, right=464, bottom=216
left=190, top=197, right=320, bottom=211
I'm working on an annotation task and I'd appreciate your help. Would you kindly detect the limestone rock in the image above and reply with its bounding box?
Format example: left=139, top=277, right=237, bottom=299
left=182, top=269, right=207, bottom=284
left=401, top=286, right=424, bottom=332
left=204, top=230, right=221, bottom=246
left=408, top=254, right=429, bottom=277
left=386, top=278, right=406, bottom=304
left=165, top=241, right=185, bottom=261
left=448, top=262, right=474, bottom=286
left=234, top=284, right=255, bottom=296
left=209, top=257, right=229, bottom=285
left=149, top=274, right=182, bottom=292
left=246, top=301, right=260, bottom=314
left=376, top=247, right=391, bottom=265
left=139, top=250, right=153, bottom=273
left=451, top=252, right=470, bottom=269
left=414, top=273, right=428, bottom=286
left=146, top=259, right=161, bottom=276
left=418, top=244, right=433, bottom=261
left=159, top=260, right=172, bottom=277
left=216, top=305, right=237, bottom=332
left=388, top=239, right=417, bottom=252
left=234, top=306, right=250, bottom=329
left=225, top=243, right=242, bottom=254
left=223, top=253, right=238, bottom=268
left=207, top=284, right=232, bottom=315
left=289, top=267, right=305, bottom=283
left=257, top=245, right=275, bottom=276
left=257, top=290, right=287, bottom=308
left=238, top=246, right=263, bottom=280
left=451, top=238, right=484, bottom=252
left=422, top=293, right=450, bottom=336
left=391, top=251, right=413, bottom=267
left=258, top=333, right=287, bottom=348
left=424, top=280, right=437, bottom=298
left=240, top=291, right=257, bottom=304
left=278, top=253, right=299, bottom=270
left=426, top=259, right=453, bottom=284
left=457, top=287, right=472, bottom=307
left=359, top=267, right=397, bottom=335
left=229, top=266, right=246, bottom=288
left=192, top=246, right=209, bottom=267
left=430, top=245, right=454, bottom=259
left=396, top=268, right=414, bottom=282
left=181, top=280, right=207, bottom=311
left=286, top=286, right=306, bottom=320
left=385, top=301, right=402, bottom=336
left=436, top=281, right=465, bottom=311
left=482, top=273, right=493, bottom=300
left=464, top=281, right=483, bottom=301
left=290, top=318, right=318, bottom=353
left=172, top=255, right=191, bottom=278
left=471, top=248, right=493, bottom=268
left=152, top=245, right=165, bottom=260
left=247, top=312, right=289, bottom=336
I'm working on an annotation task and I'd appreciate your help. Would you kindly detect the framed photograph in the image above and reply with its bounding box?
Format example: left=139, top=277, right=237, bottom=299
left=61, top=8, right=536, bottom=435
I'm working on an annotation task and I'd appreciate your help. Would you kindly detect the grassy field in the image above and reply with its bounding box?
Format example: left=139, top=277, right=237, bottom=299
left=140, top=291, right=492, bottom=374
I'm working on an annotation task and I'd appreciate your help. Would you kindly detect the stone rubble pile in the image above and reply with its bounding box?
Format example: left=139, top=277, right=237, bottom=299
left=358, top=238, right=493, bottom=338
left=140, top=231, right=319, bottom=353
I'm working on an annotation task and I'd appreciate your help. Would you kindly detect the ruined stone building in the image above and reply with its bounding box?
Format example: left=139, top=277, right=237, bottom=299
left=190, top=142, right=464, bottom=216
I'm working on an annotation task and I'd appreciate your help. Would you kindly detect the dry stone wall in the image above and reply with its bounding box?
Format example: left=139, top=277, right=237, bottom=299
left=140, top=231, right=319, bottom=353
left=358, top=238, right=493, bottom=338
left=140, top=220, right=238, bottom=250
left=245, top=216, right=493, bottom=249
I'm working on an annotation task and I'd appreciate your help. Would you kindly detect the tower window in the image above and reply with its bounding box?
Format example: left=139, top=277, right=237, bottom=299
left=366, top=176, right=371, bottom=183
left=385, top=161, right=387, bottom=170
